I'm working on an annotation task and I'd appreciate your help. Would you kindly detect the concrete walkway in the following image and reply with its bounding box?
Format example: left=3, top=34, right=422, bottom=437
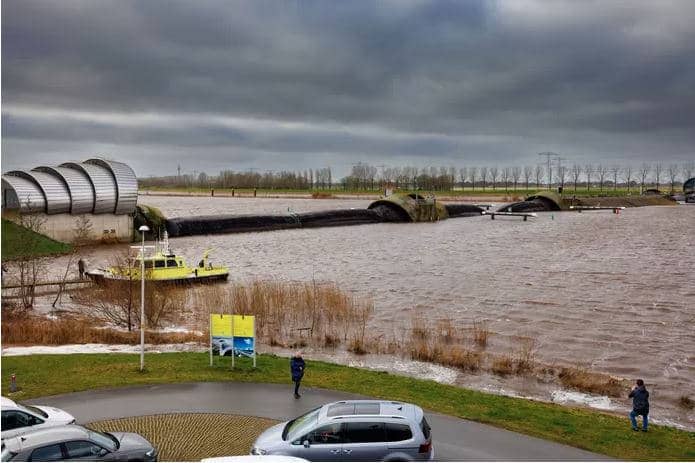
left=29, top=382, right=608, bottom=461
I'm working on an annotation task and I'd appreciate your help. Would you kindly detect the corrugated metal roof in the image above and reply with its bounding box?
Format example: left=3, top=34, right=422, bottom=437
left=2, top=176, right=46, bottom=212
left=34, top=166, right=96, bottom=214
left=6, top=170, right=71, bottom=214
left=59, top=162, right=118, bottom=214
left=2, top=158, right=137, bottom=215
left=86, top=158, right=138, bottom=214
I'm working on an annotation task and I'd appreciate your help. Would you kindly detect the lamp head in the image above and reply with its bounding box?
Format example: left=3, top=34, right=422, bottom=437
left=138, top=225, right=150, bottom=232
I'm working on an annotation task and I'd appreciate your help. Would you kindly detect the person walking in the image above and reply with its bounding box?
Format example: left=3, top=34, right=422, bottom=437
left=290, top=352, right=305, bottom=399
left=77, top=259, right=86, bottom=279
left=628, top=379, right=650, bottom=432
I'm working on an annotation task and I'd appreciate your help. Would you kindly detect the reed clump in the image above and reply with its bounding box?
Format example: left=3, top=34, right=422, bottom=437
left=491, top=354, right=514, bottom=376
left=472, top=319, right=490, bottom=348
left=678, top=395, right=694, bottom=410
left=1, top=316, right=205, bottom=345
left=558, top=367, right=625, bottom=397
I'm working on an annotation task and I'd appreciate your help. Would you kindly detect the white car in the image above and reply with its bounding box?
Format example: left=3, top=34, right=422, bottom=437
left=1, top=397, right=75, bottom=440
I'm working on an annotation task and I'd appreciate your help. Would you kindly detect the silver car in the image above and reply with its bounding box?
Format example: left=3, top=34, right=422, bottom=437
left=251, top=400, right=433, bottom=461
left=0, top=424, right=157, bottom=461
left=1, top=397, right=75, bottom=440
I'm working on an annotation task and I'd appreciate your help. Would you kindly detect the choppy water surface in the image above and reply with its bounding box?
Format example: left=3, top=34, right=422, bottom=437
left=51, top=196, right=695, bottom=428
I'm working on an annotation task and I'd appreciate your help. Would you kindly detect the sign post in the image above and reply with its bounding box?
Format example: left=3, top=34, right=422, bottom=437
left=210, top=313, right=255, bottom=369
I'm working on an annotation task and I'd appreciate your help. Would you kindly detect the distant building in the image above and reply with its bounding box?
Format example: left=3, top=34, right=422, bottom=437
left=2, top=158, right=137, bottom=243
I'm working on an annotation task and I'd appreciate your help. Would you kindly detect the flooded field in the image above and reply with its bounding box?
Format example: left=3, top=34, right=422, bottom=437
left=20, top=195, right=695, bottom=429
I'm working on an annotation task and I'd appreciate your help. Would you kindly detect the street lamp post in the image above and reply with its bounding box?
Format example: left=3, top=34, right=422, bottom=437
left=138, top=225, right=150, bottom=371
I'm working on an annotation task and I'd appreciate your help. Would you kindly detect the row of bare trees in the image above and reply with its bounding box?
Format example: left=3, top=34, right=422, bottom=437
left=140, top=161, right=694, bottom=192
left=142, top=167, right=333, bottom=190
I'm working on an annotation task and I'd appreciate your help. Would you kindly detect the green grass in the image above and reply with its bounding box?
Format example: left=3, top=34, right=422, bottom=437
left=2, top=353, right=692, bottom=460
left=1, top=219, right=72, bottom=261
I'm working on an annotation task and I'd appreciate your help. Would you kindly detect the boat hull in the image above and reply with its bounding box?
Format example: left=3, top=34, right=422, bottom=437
left=86, top=271, right=229, bottom=285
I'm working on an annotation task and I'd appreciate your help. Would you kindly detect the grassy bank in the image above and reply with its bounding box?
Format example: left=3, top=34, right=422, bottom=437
left=2, top=353, right=692, bottom=460
left=1, top=219, right=72, bottom=261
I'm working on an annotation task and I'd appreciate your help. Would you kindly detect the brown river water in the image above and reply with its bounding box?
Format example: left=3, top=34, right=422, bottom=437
left=20, top=195, right=695, bottom=429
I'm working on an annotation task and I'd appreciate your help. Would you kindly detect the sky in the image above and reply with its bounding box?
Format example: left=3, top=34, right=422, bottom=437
left=2, top=0, right=695, bottom=178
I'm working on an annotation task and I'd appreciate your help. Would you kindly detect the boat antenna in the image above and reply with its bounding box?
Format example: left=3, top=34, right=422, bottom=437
left=162, top=229, right=171, bottom=255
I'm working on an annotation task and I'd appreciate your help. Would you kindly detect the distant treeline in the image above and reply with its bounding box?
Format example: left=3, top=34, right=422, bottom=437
left=140, top=161, right=694, bottom=192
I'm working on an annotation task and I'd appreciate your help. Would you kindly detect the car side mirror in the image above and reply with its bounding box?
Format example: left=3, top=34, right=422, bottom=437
left=303, top=440, right=310, bottom=448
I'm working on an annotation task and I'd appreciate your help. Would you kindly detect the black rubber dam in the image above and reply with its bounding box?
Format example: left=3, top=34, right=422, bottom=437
left=164, top=196, right=485, bottom=237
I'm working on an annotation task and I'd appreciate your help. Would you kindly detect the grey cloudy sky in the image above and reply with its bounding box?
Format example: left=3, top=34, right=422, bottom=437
left=2, top=0, right=695, bottom=177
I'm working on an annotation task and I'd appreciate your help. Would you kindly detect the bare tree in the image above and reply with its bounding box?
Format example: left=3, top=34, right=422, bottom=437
left=459, top=167, right=468, bottom=191
left=610, top=165, right=620, bottom=191
left=639, top=163, right=650, bottom=194
left=489, top=167, right=499, bottom=191
left=534, top=165, right=544, bottom=189
left=584, top=163, right=593, bottom=192
left=557, top=165, right=568, bottom=190
left=654, top=163, right=663, bottom=191
left=14, top=211, right=47, bottom=310
left=623, top=165, right=633, bottom=195
left=523, top=166, right=533, bottom=191
left=596, top=165, right=608, bottom=192
left=571, top=164, right=582, bottom=192
left=667, top=164, right=679, bottom=193
left=469, top=167, right=478, bottom=191
left=480, top=167, right=488, bottom=191
left=511, top=166, right=521, bottom=191
left=501, top=167, right=511, bottom=193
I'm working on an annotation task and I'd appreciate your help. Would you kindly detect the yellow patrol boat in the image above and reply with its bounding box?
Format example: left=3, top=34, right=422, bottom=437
left=86, top=232, right=229, bottom=284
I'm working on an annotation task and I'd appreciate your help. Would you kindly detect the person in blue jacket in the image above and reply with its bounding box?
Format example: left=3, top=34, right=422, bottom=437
left=290, top=351, right=305, bottom=399
left=628, top=379, right=650, bottom=432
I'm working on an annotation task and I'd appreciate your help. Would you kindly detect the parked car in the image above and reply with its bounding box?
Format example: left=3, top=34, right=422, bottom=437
left=1, top=397, right=75, bottom=440
left=250, top=400, right=433, bottom=461
left=0, top=424, right=157, bottom=461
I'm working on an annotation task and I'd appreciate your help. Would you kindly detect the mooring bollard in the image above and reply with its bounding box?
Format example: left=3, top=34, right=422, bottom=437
left=9, top=373, right=18, bottom=393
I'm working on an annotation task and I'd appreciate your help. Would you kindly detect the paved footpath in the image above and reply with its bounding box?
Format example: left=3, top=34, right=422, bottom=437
left=28, top=382, right=609, bottom=461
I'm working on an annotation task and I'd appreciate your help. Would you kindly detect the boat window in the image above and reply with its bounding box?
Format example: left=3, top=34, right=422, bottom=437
left=137, top=260, right=154, bottom=269
left=154, top=260, right=165, bottom=268
left=167, top=259, right=178, bottom=267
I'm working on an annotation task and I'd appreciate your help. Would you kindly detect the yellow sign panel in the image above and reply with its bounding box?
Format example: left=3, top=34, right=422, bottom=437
left=211, top=314, right=233, bottom=337
left=210, top=314, right=255, bottom=338
left=233, top=315, right=255, bottom=338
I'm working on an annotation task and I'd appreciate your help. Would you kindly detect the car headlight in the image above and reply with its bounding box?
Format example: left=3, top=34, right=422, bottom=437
left=145, top=449, right=156, bottom=458
left=251, top=447, right=268, bottom=455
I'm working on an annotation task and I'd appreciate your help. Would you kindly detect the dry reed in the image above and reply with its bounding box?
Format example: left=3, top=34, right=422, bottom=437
left=558, top=367, right=625, bottom=397
left=472, top=319, right=490, bottom=348
left=1, top=316, right=205, bottom=346
left=491, top=354, right=514, bottom=376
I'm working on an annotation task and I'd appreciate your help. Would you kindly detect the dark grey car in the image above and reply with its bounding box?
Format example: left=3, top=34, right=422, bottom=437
left=1, top=424, right=157, bottom=461
left=251, top=400, right=433, bottom=461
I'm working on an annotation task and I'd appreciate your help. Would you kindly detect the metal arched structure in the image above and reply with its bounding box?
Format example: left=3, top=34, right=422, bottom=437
left=5, top=170, right=71, bottom=214
left=85, top=159, right=138, bottom=214
left=59, top=162, right=118, bottom=214
left=33, top=166, right=95, bottom=214
left=2, top=158, right=138, bottom=215
left=684, top=177, right=695, bottom=194
left=1, top=176, right=46, bottom=212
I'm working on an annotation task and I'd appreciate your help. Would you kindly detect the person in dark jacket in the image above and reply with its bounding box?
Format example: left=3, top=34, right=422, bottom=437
left=290, top=352, right=305, bottom=399
left=628, top=379, right=649, bottom=431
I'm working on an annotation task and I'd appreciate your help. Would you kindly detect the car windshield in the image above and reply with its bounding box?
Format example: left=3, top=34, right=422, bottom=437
left=284, top=407, right=321, bottom=441
left=88, top=430, right=119, bottom=451
left=18, top=404, right=48, bottom=418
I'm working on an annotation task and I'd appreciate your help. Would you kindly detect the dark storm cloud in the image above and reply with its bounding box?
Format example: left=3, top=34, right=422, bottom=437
left=2, top=0, right=695, bottom=175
